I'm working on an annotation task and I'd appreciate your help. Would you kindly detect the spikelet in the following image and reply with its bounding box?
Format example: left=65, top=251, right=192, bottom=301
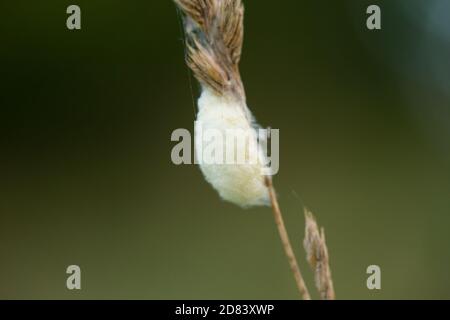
left=174, top=0, right=245, bottom=101
left=304, top=210, right=335, bottom=300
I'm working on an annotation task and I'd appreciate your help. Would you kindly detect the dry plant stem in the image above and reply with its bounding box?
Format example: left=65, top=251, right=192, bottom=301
left=265, top=177, right=311, bottom=300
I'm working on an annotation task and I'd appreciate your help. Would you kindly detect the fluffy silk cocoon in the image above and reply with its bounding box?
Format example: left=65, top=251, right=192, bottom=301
left=195, top=88, right=270, bottom=208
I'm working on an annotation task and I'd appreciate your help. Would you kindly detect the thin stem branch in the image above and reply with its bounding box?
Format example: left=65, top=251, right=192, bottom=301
left=265, top=176, right=311, bottom=300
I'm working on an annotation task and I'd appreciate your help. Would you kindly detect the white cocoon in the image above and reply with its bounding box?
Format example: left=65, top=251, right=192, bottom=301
left=195, top=89, right=270, bottom=208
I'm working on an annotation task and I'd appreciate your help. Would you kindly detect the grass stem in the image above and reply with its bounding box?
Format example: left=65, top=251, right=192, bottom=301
left=265, top=176, right=311, bottom=300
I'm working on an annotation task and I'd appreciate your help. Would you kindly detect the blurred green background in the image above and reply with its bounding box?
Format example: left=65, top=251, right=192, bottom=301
left=0, top=0, right=449, bottom=299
